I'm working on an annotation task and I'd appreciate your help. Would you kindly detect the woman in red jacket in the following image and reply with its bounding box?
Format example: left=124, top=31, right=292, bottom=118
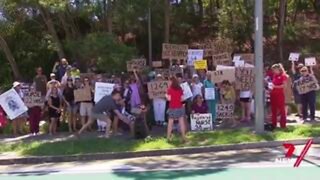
left=270, top=64, right=287, bottom=128
left=166, top=77, right=187, bottom=142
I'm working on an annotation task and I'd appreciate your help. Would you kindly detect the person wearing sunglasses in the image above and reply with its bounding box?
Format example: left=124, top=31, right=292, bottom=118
left=270, top=64, right=288, bottom=129
left=291, top=62, right=304, bottom=117
left=297, top=66, right=318, bottom=123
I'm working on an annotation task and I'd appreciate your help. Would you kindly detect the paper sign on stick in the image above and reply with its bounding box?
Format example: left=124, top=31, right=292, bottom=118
left=289, top=53, right=300, bottom=61
left=305, top=57, right=317, bottom=66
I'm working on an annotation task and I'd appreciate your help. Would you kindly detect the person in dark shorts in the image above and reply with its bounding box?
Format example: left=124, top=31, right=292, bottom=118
left=48, top=87, right=62, bottom=135
left=77, top=90, right=132, bottom=138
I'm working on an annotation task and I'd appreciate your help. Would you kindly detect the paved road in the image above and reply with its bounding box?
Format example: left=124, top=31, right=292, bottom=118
left=1, top=144, right=320, bottom=180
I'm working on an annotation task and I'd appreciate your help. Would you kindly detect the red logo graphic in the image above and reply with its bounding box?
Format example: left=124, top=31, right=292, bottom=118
left=283, top=139, right=313, bottom=167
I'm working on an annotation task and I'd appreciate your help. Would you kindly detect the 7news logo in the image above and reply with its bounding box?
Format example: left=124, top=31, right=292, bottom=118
left=276, top=139, right=313, bottom=167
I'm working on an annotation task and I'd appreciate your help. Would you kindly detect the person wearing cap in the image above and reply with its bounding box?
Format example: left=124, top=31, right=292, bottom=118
left=296, top=66, right=318, bottom=122
left=47, top=73, right=61, bottom=90
left=152, top=74, right=167, bottom=126
left=12, top=82, right=28, bottom=136
left=52, top=58, right=69, bottom=81
left=291, top=62, right=304, bottom=117
left=270, top=64, right=287, bottom=128
left=191, top=74, right=203, bottom=99
left=203, top=72, right=217, bottom=121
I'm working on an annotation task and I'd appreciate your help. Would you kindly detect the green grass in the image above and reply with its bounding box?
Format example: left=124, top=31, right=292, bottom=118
left=1, top=124, right=320, bottom=157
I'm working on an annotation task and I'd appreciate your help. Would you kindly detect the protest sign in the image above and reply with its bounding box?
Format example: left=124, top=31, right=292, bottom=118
left=295, top=75, right=319, bottom=95
left=305, top=57, right=317, bottom=66
left=190, top=113, right=213, bottom=131
left=152, top=61, right=163, bottom=68
left=216, top=104, right=234, bottom=119
left=233, top=55, right=241, bottom=62
left=180, top=82, right=193, bottom=100
left=212, top=53, right=232, bottom=66
left=202, top=39, right=232, bottom=57
left=234, top=53, right=254, bottom=65
left=289, top=53, right=300, bottom=61
left=187, top=49, right=204, bottom=66
left=74, top=88, right=92, bottom=102
left=204, top=88, right=215, bottom=100
left=169, top=66, right=183, bottom=76
left=235, top=67, right=255, bottom=91
left=0, top=89, right=28, bottom=120
left=162, top=43, right=188, bottom=60
left=211, top=68, right=236, bottom=83
left=94, top=82, right=115, bottom=102
left=126, top=58, right=146, bottom=72
left=24, top=92, right=44, bottom=107
left=155, top=69, right=170, bottom=78
left=147, top=81, right=170, bottom=99
left=194, top=60, right=207, bottom=70
left=234, top=60, right=245, bottom=67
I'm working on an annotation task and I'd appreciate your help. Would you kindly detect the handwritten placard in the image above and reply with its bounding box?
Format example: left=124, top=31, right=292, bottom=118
left=74, top=88, right=92, bottom=102
left=305, top=57, right=317, bottom=66
left=187, top=49, right=204, bottom=66
left=169, top=66, right=183, bottom=76
left=194, top=60, right=207, bottom=70
left=162, top=43, right=188, bottom=60
left=204, top=88, right=215, bottom=100
left=295, top=75, right=319, bottom=95
left=152, top=61, right=163, bottom=68
left=211, top=68, right=236, bottom=83
left=234, top=53, right=254, bottom=65
left=235, top=67, right=255, bottom=91
left=94, top=82, right=115, bottom=103
left=127, top=58, right=146, bottom=72
left=201, top=39, right=232, bottom=57
left=216, top=104, right=234, bottom=119
left=147, top=81, right=170, bottom=99
left=212, top=53, right=232, bottom=66
left=24, top=92, right=44, bottom=107
left=289, top=53, right=300, bottom=61
left=0, top=89, right=28, bottom=120
left=190, top=113, right=213, bottom=131
left=180, top=82, right=193, bottom=100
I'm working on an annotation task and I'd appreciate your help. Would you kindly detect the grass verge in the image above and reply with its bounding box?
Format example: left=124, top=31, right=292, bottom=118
left=0, top=124, right=319, bottom=157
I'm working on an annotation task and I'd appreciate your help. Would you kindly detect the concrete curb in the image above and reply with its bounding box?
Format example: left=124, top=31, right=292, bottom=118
left=1, top=137, right=319, bottom=165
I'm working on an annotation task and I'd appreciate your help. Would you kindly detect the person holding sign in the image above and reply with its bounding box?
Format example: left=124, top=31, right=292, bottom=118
left=12, top=82, right=28, bottom=136
left=152, top=74, right=167, bottom=126
left=191, top=74, right=203, bottom=99
left=166, top=77, right=187, bottom=142
left=220, top=80, right=236, bottom=104
left=291, top=62, right=304, bottom=117
left=270, top=64, right=287, bottom=128
left=203, top=72, right=217, bottom=121
left=27, top=86, right=42, bottom=135
left=297, top=66, right=318, bottom=122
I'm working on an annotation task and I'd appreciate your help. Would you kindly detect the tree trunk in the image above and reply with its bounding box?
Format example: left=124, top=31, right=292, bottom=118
left=58, top=11, right=72, bottom=40
left=39, top=6, right=66, bottom=59
left=164, top=0, right=170, bottom=43
left=0, top=35, right=21, bottom=80
left=277, top=0, right=287, bottom=62
left=106, top=0, right=113, bottom=33
left=198, top=0, right=204, bottom=19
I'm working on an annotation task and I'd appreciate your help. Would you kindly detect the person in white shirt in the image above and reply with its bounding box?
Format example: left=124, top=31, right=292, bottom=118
left=152, top=74, right=167, bottom=126
left=191, top=74, right=203, bottom=99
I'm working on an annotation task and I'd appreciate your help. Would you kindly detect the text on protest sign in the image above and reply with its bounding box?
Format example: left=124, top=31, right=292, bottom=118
left=24, top=92, right=44, bottom=107
left=180, top=82, right=193, bottom=100
left=0, top=89, right=28, bottom=120
left=235, top=67, right=255, bottom=91
left=295, top=75, right=319, bottom=95
left=94, top=82, right=115, bottom=102
left=169, top=66, right=183, bottom=76
left=127, top=58, right=146, bottom=72
left=190, top=113, right=213, bottom=131
left=288, top=52, right=300, bottom=61
left=194, top=60, right=207, bottom=70
left=212, top=52, right=232, bottom=66
left=201, top=39, right=232, bottom=57
left=147, top=81, right=170, bottom=99
left=305, top=57, right=317, bottom=66
left=74, top=88, right=92, bottom=102
left=216, top=104, right=234, bottom=119
left=211, top=68, right=236, bottom=83
left=234, top=53, right=254, bottom=65
left=187, top=49, right=204, bottom=66
left=152, top=61, right=163, bottom=68
left=162, top=43, right=188, bottom=60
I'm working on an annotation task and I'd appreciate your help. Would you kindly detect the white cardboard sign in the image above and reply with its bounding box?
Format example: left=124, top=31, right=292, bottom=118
left=94, top=82, right=115, bottom=103
left=190, top=113, right=213, bottom=131
left=289, top=53, right=300, bottom=61
left=180, top=82, right=193, bottom=101
left=204, top=88, right=215, bottom=100
left=187, top=49, right=204, bottom=66
left=0, top=89, right=28, bottom=120
left=305, top=57, right=317, bottom=66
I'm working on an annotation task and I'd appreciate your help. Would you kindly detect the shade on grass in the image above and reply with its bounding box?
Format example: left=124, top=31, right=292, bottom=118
left=0, top=124, right=320, bottom=156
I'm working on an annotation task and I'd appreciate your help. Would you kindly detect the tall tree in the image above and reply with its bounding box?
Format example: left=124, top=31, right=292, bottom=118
left=106, top=0, right=113, bottom=33
left=164, top=0, right=170, bottom=43
left=0, top=35, right=21, bottom=80
left=277, top=0, right=287, bottom=62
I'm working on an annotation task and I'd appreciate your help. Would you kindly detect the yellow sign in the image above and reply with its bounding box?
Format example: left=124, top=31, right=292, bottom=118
left=194, top=60, right=207, bottom=70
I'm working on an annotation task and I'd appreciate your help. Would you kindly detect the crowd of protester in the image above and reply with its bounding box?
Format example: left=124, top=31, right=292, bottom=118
left=0, top=58, right=318, bottom=142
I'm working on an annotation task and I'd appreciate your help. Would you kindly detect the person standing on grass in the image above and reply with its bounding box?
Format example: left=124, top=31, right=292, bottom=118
left=62, top=78, right=77, bottom=132
left=270, top=64, right=287, bottom=129
left=166, top=77, right=187, bottom=142
left=203, top=72, right=217, bottom=121
left=129, top=69, right=142, bottom=109
left=291, top=62, right=304, bottom=117
left=12, top=82, right=28, bottom=136
left=48, top=86, right=62, bottom=135
left=79, top=77, right=94, bottom=131
left=297, top=66, right=318, bottom=123
left=28, top=86, right=42, bottom=136
left=77, top=90, right=132, bottom=138
left=153, top=74, right=167, bottom=126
